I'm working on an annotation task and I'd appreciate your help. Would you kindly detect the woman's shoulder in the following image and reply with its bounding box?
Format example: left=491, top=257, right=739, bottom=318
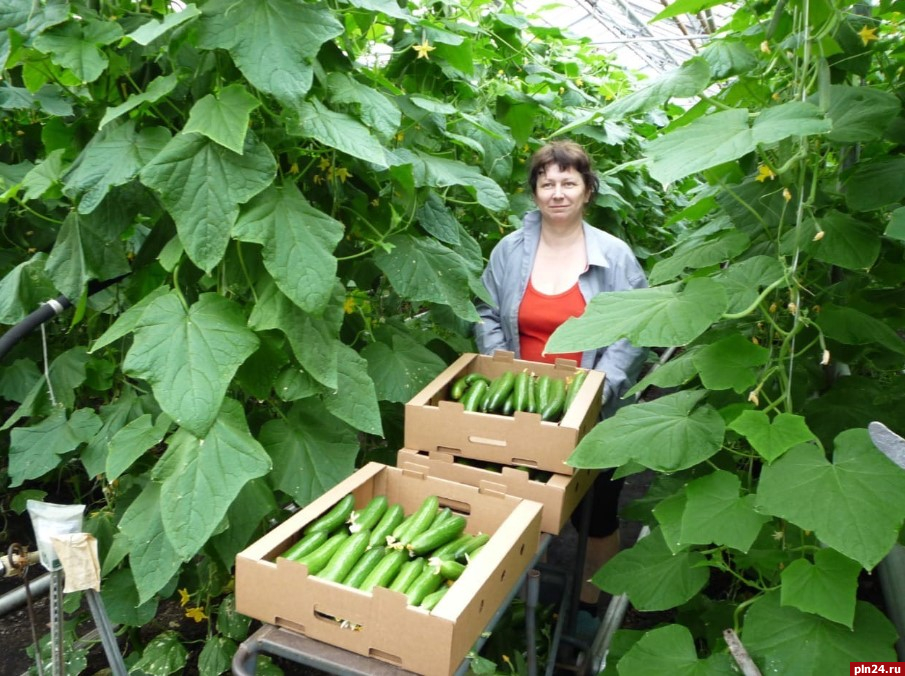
left=584, top=223, right=636, bottom=258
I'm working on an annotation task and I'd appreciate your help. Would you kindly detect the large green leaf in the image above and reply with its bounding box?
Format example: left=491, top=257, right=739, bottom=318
left=63, top=121, right=170, bottom=213
left=0, top=358, right=41, bottom=403
left=130, top=630, right=188, bottom=676
left=125, top=4, right=201, bottom=46
left=210, top=479, right=277, bottom=570
left=547, top=278, right=728, bottom=353
left=568, top=390, right=725, bottom=472
left=616, top=624, right=736, bottom=675
left=680, top=470, right=770, bottom=553
left=21, top=148, right=66, bottom=200
left=291, top=99, right=393, bottom=169
left=818, top=304, right=905, bottom=356
left=118, top=482, right=185, bottom=604
left=152, top=399, right=271, bottom=560
left=198, top=0, right=343, bottom=106
left=373, top=234, right=484, bottom=322
left=8, top=408, right=101, bottom=487
left=81, top=388, right=149, bottom=479
left=258, top=400, right=359, bottom=507
left=361, top=333, right=447, bottom=404
left=100, top=568, right=158, bottom=627
left=595, top=528, right=709, bottom=611
left=844, top=158, right=905, bottom=212
left=248, top=280, right=342, bottom=390
left=886, top=207, right=905, bottom=242
left=0, top=0, right=68, bottom=72
left=821, top=84, right=902, bottom=144
left=106, top=413, right=171, bottom=480
left=2, top=347, right=90, bottom=431
left=692, top=334, right=769, bottom=393
left=713, top=255, right=785, bottom=314
left=601, top=58, right=711, bottom=121
left=728, top=410, right=817, bottom=463
left=0, top=253, right=58, bottom=324
left=325, top=73, right=401, bottom=142
left=648, top=228, right=749, bottom=285
left=625, top=347, right=701, bottom=398
left=417, top=191, right=461, bottom=245
left=90, top=286, right=171, bottom=353
left=123, top=292, right=259, bottom=437
left=234, top=185, right=343, bottom=314
left=394, top=148, right=509, bottom=212
left=788, top=211, right=881, bottom=271
left=645, top=102, right=831, bottom=185
left=780, top=548, right=861, bottom=628
left=755, top=429, right=905, bottom=570
left=45, top=210, right=133, bottom=300
left=139, top=132, right=276, bottom=273
left=322, top=344, right=383, bottom=436
left=99, top=75, right=179, bottom=130
left=184, top=84, right=260, bottom=154
left=742, top=593, right=898, bottom=672
left=32, top=19, right=122, bottom=84
left=700, top=40, right=757, bottom=79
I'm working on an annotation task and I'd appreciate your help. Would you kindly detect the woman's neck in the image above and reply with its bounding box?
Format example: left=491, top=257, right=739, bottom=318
left=540, top=218, right=584, bottom=248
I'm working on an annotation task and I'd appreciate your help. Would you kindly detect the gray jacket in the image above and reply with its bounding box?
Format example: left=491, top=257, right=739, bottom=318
left=474, top=210, right=649, bottom=417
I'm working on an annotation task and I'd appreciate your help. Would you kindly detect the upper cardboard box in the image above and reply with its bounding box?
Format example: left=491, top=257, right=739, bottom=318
left=235, top=462, right=543, bottom=676
left=405, top=351, right=604, bottom=475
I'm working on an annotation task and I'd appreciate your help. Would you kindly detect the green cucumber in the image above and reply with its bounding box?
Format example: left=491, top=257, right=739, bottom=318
left=513, top=370, right=530, bottom=412
left=360, top=548, right=408, bottom=592
left=369, top=503, right=405, bottom=547
left=430, top=533, right=473, bottom=561
left=536, top=375, right=552, bottom=412
left=461, top=379, right=490, bottom=412
left=342, top=546, right=387, bottom=588
left=433, top=559, right=466, bottom=580
left=563, top=369, right=588, bottom=414
left=295, top=531, right=350, bottom=575
left=349, top=495, right=388, bottom=534
left=450, top=373, right=487, bottom=401
left=394, top=495, right=440, bottom=547
left=485, top=371, right=516, bottom=412
left=282, top=530, right=329, bottom=561
left=318, top=529, right=372, bottom=583
left=304, top=493, right=356, bottom=535
left=526, top=373, right=538, bottom=413
left=405, top=567, right=444, bottom=606
left=455, top=533, right=490, bottom=561
left=407, top=515, right=467, bottom=556
left=501, top=392, right=515, bottom=416
left=420, top=586, right=449, bottom=611
left=389, top=558, right=426, bottom=593
left=541, top=378, right=566, bottom=422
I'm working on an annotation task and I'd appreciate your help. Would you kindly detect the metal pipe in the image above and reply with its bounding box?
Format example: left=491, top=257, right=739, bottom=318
left=0, top=572, right=51, bottom=617
left=525, top=569, right=540, bottom=675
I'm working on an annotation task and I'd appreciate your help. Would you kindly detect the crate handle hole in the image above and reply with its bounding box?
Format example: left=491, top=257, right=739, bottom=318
left=468, top=436, right=507, bottom=447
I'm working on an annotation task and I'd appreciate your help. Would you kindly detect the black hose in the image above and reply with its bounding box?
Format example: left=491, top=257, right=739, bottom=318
left=0, top=274, right=129, bottom=363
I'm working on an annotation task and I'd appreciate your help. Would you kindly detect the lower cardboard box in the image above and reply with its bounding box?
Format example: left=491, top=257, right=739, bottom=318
left=235, top=462, right=543, bottom=676
left=396, top=448, right=598, bottom=535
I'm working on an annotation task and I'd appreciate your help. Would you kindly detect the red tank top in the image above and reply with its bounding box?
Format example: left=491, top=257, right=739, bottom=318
left=518, top=278, right=586, bottom=364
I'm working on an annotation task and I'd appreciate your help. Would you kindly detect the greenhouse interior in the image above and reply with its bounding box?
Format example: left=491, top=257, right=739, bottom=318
left=0, top=0, right=903, bottom=674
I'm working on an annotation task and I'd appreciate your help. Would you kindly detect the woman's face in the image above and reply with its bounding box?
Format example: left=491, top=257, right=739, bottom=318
left=533, top=164, right=589, bottom=227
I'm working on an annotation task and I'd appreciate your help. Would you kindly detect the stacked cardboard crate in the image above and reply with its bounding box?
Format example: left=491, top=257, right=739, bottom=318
left=401, top=350, right=603, bottom=535
left=235, top=350, right=603, bottom=675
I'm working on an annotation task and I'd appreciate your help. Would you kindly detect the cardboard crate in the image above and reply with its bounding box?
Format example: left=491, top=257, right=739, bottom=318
left=396, top=448, right=599, bottom=535
left=235, top=462, right=543, bottom=676
left=405, top=351, right=604, bottom=475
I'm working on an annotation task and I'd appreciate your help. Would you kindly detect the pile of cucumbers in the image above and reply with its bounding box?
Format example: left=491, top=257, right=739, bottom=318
left=449, top=368, right=588, bottom=422
left=281, top=493, right=488, bottom=611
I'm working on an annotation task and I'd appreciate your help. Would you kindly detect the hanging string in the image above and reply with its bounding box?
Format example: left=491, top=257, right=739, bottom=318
left=40, top=299, right=64, bottom=407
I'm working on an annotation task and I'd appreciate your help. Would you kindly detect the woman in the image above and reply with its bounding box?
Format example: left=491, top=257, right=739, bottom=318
left=474, top=140, right=648, bottom=616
